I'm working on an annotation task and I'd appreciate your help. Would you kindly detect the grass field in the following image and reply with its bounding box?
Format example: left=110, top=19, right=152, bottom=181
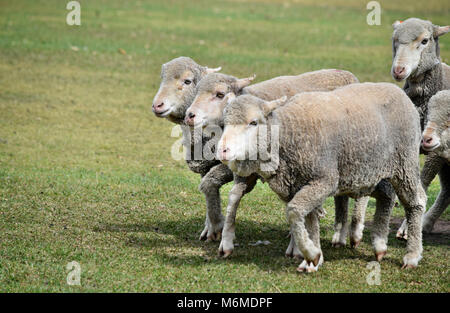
left=0, top=0, right=449, bottom=292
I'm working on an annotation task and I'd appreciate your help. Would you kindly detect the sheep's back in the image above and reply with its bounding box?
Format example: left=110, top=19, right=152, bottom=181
left=271, top=83, right=420, bottom=194
left=244, top=69, right=359, bottom=101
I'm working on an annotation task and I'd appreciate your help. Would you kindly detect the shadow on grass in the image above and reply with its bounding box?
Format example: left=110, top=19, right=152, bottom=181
left=93, top=215, right=449, bottom=271
left=389, top=218, right=450, bottom=247
left=92, top=217, right=402, bottom=271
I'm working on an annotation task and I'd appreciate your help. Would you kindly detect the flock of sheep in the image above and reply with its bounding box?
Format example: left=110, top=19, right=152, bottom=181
left=151, top=18, right=450, bottom=273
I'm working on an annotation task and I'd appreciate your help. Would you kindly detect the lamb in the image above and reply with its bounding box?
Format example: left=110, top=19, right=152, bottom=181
left=422, top=91, right=450, bottom=161
left=217, top=83, right=426, bottom=272
left=185, top=71, right=369, bottom=259
left=152, top=56, right=233, bottom=241
left=391, top=18, right=450, bottom=237
left=420, top=91, right=450, bottom=229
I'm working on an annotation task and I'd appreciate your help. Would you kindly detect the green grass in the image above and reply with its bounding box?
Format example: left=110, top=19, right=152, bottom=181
left=0, top=0, right=449, bottom=292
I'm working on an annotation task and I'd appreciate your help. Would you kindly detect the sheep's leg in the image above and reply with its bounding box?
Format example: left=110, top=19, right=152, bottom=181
left=349, top=196, right=369, bottom=248
left=287, top=206, right=326, bottom=258
left=287, top=179, right=335, bottom=272
left=285, top=232, right=303, bottom=259
left=422, top=164, right=450, bottom=233
left=219, top=174, right=258, bottom=257
left=392, top=171, right=427, bottom=269
left=397, top=153, right=443, bottom=240
left=370, top=180, right=396, bottom=261
left=297, top=210, right=323, bottom=273
left=199, top=164, right=234, bottom=241
left=332, top=195, right=349, bottom=248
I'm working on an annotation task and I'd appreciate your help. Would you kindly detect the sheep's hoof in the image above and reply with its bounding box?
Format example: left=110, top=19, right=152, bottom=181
left=285, top=251, right=302, bottom=260
left=220, top=249, right=233, bottom=258
left=350, top=238, right=361, bottom=249
left=296, top=260, right=318, bottom=273
left=311, top=253, right=321, bottom=267
left=296, top=265, right=306, bottom=273
left=293, top=253, right=303, bottom=260
left=396, top=230, right=407, bottom=241
left=332, top=242, right=344, bottom=248
left=206, top=231, right=221, bottom=242
left=375, top=250, right=387, bottom=262
left=401, top=263, right=416, bottom=270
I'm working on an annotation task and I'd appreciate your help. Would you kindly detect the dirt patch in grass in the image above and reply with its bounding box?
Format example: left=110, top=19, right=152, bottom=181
left=390, top=218, right=450, bottom=246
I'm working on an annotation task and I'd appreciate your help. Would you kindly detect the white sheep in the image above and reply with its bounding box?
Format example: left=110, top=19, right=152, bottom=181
left=185, top=70, right=369, bottom=258
left=218, top=83, right=426, bottom=272
left=391, top=18, right=450, bottom=236
left=420, top=90, right=450, bottom=230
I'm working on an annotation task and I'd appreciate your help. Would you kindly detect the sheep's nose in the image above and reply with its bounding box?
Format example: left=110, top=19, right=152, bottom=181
left=185, top=112, right=196, bottom=126
left=221, top=147, right=230, bottom=160
left=152, top=101, right=165, bottom=113
left=393, top=66, right=405, bottom=76
left=422, top=135, right=433, bottom=145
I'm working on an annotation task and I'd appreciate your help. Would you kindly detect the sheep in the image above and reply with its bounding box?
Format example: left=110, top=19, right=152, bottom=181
left=185, top=70, right=369, bottom=258
left=391, top=18, right=450, bottom=126
left=422, top=91, right=450, bottom=161
left=152, top=56, right=233, bottom=241
left=420, top=91, right=450, bottom=230
left=391, top=18, right=450, bottom=237
left=217, top=83, right=426, bottom=272
left=152, top=56, right=221, bottom=125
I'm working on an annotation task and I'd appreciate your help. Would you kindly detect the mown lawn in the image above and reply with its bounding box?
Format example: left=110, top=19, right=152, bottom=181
left=0, top=0, right=449, bottom=292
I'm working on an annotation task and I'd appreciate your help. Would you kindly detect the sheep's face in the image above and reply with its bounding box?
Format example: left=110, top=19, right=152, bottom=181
left=152, top=57, right=220, bottom=124
left=422, top=92, right=450, bottom=153
left=217, top=95, right=286, bottom=176
left=185, top=73, right=255, bottom=128
left=391, top=18, right=449, bottom=81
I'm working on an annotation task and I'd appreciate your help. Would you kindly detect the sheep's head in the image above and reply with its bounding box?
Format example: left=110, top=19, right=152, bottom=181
left=152, top=57, right=221, bottom=124
left=422, top=91, right=450, bottom=154
left=217, top=94, right=287, bottom=176
left=184, top=73, right=255, bottom=128
left=391, top=18, right=449, bottom=81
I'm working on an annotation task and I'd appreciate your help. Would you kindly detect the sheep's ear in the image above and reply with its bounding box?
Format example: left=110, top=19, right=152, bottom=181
left=262, top=96, right=287, bottom=116
left=233, top=74, right=256, bottom=91
left=392, top=20, right=402, bottom=28
left=205, top=66, right=222, bottom=74
left=223, top=93, right=236, bottom=106
left=222, top=93, right=236, bottom=116
left=433, top=25, right=450, bottom=38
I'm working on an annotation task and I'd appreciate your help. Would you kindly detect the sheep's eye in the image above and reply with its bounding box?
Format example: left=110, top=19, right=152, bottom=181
left=249, top=120, right=258, bottom=126
left=421, top=38, right=429, bottom=45
left=184, top=79, right=192, bottom=85
left=216, top=92, right=225, bottom=99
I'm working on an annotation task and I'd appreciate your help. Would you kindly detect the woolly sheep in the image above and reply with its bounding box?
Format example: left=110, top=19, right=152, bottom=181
left=152, top=56, right=232, bottom=241
left=391, top=18, right=450, bottom=237
left=185, top=71, right=369, bottom=259
left=422, top=90, right=450, bottom=160
left=217, top=83, right=426, bottom=272
left=391, top=18, right=450, bottom=124
left=420, top=90, right=450, bottom=230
